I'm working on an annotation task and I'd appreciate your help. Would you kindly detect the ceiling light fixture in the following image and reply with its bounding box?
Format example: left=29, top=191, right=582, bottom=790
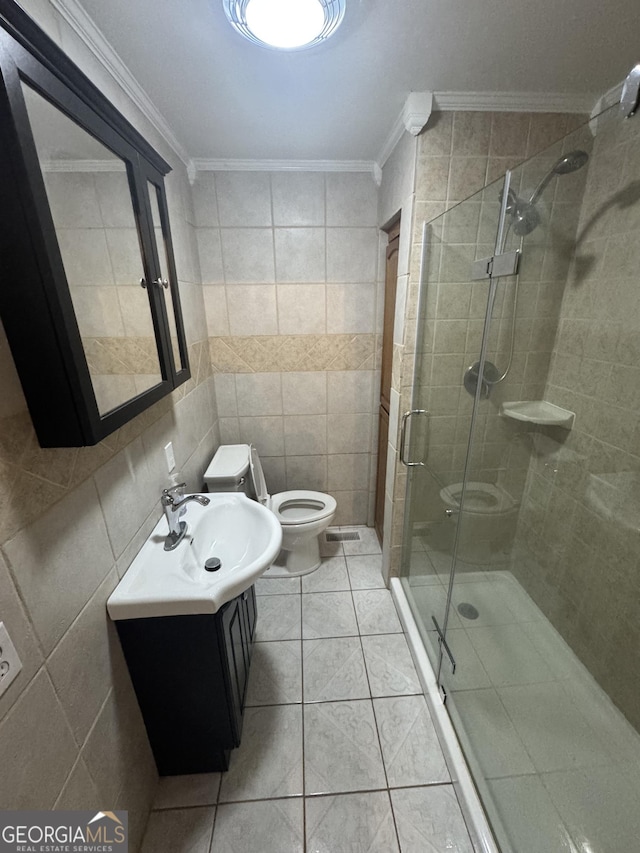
left=223, top=0, right=346, bottom=50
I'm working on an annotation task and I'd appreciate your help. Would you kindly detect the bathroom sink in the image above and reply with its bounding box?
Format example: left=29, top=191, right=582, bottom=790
left=107, top=493, right=282, bottom=620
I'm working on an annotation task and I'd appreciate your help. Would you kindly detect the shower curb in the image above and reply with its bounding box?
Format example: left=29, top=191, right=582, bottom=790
left=390, top=577, right=500, bottom=853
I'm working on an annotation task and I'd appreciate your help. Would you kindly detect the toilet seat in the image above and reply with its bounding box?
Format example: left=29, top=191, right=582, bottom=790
left=248, top=445, right=336, bottom=526
left=270, top=490, right=337, bottom=526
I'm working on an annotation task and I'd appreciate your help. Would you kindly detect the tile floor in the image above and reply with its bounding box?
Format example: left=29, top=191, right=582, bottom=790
left=404, top=544, right=640, bottom=853
left=142, top=527, right=475, bottom=853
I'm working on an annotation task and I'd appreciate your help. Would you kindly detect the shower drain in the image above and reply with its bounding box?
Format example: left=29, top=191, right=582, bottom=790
left=457, top=602, right=480, bottom=620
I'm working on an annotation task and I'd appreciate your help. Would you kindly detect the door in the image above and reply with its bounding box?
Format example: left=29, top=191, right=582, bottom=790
left=374, top=220, right=400, bottom=542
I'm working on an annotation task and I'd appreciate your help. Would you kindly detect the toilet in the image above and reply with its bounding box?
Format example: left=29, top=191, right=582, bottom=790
left=439, top=481, right=518, bottom=565
left=204, top=444, right=337, bottom=578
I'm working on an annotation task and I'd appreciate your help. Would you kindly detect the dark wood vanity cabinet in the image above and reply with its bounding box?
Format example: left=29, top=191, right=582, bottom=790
left=114, top=586, right=257, bottom=775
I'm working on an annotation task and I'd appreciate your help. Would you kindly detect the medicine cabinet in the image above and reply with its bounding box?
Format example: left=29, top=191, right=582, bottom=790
left=0, top=0, right=190, bottom=446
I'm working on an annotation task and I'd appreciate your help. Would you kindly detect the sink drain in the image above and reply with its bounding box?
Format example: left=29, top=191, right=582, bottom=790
left=204, top=557, right=222, bottom=572
left=458, top=602, right=479, bottom=620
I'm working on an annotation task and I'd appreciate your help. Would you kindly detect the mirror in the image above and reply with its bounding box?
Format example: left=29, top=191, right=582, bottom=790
left=22, top=83, right=163, bottom=415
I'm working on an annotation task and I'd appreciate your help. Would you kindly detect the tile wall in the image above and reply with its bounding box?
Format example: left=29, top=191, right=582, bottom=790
left=383, top=110, right=588, bottom=576
left=197, top=170, right=381, bottom=524
left=511, top=107, right=640, bottom=729
left=0, top=1, right=217, bottom=846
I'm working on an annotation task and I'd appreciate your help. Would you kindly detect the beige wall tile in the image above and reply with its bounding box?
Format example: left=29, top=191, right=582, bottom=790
left=58, top=229, right=113, bottom=288
left=3, top=479, right=114, bottom=654
left=282, top=372, right=327, bottom=415
left=275, top=228, right=326, bottom=282
left=285, top=455, right=328, bottom=491
left=328, top=453, right=370, bottom=492
left=327, top=414, right=372, bottom=454
left=47, top=569, right=119, bottom=746
left=260, top=455, right=287, bottom=494
left=277, top=284, right=326, bottom=335
left=326, top=228, right=378, bottom=282
left=197, top=229, right=224, bottom=283
left=238, top=416, right=285, bottom=457
left=192, top=174, right=219, bottom=227
left=284, top=415, right=327, bottom=456
left=0, top=552, right=43, bottom=722
left=328, top=371, right=375, bottom=414
left=221, top=229, right=275, bottom=283
left=0, top=671, right=78, bottom=808
left=326, top=283, right=376, bottom=334
left=54, top=758, right=101, bottom=809
left=216, top=172, right=272, bottom=227
left=326, top=172, right=378, bottom=227
left=227, top=284, right=278, bottom=336
left=203, top=284, right=230, bottom=336
left=271, top=172, right=325, bottom=226
left=236, top=372, right=283, bottom=417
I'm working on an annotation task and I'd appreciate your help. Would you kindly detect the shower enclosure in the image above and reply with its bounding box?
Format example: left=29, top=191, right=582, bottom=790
left=397, top=92, right=640, bottom=853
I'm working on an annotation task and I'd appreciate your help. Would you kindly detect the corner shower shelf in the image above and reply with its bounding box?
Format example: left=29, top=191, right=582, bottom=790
left=499, top=401, right=575, bottom=429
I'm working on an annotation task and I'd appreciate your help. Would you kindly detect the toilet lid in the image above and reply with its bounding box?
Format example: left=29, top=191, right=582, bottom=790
left=249, top=444, right=269, bottom=505
left=271, top=490, right=337, bottom=525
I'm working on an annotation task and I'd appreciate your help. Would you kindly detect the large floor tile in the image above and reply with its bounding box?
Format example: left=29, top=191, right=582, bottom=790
left=212, top=798, right=304, bottom=853
left=352, top=589, right=402, bottom=635
left=542, top=765, right=640, bottom=853
left=341, top=527, right=382, bottom=556
left=219, top=705, right=303, bottom=802
left=304, top=700, right=386, bottom=795
left=154, top=773, right=221, bottom=809
left=487, top=775, right=574, bottom=853
left=465, top=623, right=556, bottom=686
left=346, top=554, right=385, bottom=589
left=374, top=696, right=449, bottom=786
left=255, top=576, right=301, bottom=596
left=255, top=594, right=301, bottom=641
left=390, top=785, right=474, bottom=853
left=450, top=689, right=536, bottom=778
left=302, top=555, right=349, bottom=593
left=306, top=791, right=399, bottom=853
left=498, top=682, right=613, bottom=773
left=361, top=633, right=421, bottom=697
left=245, top=641, right=302, bottom=706
left=303, top=637, right=370, bottom=702
left=141, top=807, right=215, bottom=853
left=302, top=591, right=358, bottom=639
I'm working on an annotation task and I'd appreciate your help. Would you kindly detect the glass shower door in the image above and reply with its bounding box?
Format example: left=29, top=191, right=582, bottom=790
left=399, top=175, right=508, bottom=677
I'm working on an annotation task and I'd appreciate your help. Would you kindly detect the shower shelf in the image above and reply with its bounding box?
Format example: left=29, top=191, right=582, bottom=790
left=499, top=401, right=575, bottom=429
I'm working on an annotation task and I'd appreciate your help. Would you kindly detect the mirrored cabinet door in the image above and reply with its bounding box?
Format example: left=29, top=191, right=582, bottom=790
left=22, top=83, right=165, bottom=416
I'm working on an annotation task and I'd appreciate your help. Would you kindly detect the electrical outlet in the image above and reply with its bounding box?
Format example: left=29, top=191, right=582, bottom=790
left=164, top=441, right=176, bottom=473
left=0, top=621, right=22, bottom=699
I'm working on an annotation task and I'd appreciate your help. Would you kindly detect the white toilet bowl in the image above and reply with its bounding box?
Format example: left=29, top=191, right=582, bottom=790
left=204, top=444, right=336, bottom=578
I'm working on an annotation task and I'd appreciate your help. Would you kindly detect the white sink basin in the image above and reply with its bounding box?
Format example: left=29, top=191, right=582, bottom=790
left=107, top=493, right=282, bottom=620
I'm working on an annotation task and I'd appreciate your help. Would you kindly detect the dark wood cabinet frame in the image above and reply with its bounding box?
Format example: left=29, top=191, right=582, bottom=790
left=0, top=0, right=190, bottom=447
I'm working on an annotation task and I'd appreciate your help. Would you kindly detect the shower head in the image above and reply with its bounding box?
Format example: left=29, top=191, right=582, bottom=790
left=529, top=149, right=590, bottom=205
left=551, top=149, right=590, bottom=176
left=502, top=148, right=590, bottom=236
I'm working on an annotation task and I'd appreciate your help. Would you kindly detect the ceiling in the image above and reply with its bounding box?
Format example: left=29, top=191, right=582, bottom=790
left=74, top=0, right=639, bottom=162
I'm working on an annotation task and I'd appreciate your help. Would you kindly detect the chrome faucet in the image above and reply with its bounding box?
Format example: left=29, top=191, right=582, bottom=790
left=161, top=483, right=210, bottom=551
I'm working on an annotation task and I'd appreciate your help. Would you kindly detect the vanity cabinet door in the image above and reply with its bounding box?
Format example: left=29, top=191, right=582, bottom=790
left=220, top=595, right=249, bottom=743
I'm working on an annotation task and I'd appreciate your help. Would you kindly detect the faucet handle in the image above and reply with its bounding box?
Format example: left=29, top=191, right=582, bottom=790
left=161, top=483, right=187, bottom=506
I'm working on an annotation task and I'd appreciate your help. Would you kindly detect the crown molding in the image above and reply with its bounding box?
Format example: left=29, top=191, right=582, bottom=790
left=49, top=0, right=192, bottom=170
left=432, top=90, right=596, bottom=113
left=375, top=108, right=406, bottom=172
left=193, top=158, right=376, bottom=174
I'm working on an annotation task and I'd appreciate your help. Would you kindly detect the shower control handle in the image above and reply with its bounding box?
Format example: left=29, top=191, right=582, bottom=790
left=400, top=410, right=427, bottom=468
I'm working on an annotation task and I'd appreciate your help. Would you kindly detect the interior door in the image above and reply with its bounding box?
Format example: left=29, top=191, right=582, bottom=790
left=374, top=221, right=400, bottom=542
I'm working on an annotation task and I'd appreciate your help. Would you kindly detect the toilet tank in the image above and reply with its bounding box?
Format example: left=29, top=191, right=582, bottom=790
left=204, top=444, right=251, bottom=494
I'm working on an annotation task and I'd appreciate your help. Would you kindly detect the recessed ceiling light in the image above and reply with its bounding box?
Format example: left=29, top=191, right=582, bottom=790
left=223, top=0, right=346, bottom=50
